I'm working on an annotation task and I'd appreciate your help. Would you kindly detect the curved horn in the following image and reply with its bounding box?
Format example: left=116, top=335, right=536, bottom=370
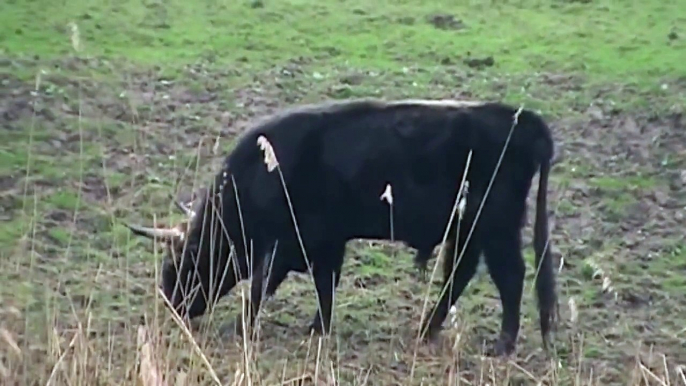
left=125, top=223, right=183, bottom=240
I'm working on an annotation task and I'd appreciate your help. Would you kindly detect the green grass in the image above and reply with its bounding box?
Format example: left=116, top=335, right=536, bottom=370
left=3, top=0, right=684, bottom=80
left=1, top=0, right=686, bottom=385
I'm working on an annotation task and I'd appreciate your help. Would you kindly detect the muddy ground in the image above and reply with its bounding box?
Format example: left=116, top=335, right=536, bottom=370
left=1, top=57, right=685, bottom=385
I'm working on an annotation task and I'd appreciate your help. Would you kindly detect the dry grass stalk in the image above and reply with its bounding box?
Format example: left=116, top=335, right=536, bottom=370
left=257, top=135, right=279, bottom=172
left=0, top=360, right=8, bottom=379
left=584, top=259, right=618, bottom=300
left=45, top=331, right=78, bottom=386
left=137, top=325, right=167, bottom=386
left=676, top=365, right=685, bottom=385
left=0, top=328, right=21, bottom=357
left=380, top=184, right=393, bottom=205
left=568, top=297, right=578, bottom=325
left=68, top=21, right=80, bottom=52
left=156, top=288, right=222, bottom=386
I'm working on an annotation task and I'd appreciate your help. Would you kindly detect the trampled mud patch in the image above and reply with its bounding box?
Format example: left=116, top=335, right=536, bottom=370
left=1, top=58, right=685, bottom=384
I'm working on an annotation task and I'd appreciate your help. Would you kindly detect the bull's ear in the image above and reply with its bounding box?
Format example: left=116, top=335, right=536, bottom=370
left=173, top=200, right=195, bottom=217
left=125, top=223, right=184, bottom=241
left=168, top=192, right=196, bottom=218
left=192, top=187, right=208, bottom=202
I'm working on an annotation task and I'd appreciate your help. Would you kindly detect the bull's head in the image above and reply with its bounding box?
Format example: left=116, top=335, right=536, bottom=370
left=124, top=196, right=198, bottom=315
left=126, top=188, right=237, bottom=321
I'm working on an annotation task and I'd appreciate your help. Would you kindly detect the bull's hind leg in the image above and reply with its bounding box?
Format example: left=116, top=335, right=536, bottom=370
left=420, top=233, right=481, bottom=341
left=308, top=241, right=346, bottom=335
left=483, top=231, right=525, bottom=356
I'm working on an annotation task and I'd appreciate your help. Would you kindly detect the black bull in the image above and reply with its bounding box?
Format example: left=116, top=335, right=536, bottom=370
left=126, top=98, right=558, bottom=356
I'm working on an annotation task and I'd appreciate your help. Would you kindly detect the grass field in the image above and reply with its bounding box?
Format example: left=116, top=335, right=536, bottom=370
left=2, top=0, right=686, bottom=384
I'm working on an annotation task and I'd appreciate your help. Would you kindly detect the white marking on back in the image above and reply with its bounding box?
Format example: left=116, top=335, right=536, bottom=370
left=386, top=99, right=485, bottom=108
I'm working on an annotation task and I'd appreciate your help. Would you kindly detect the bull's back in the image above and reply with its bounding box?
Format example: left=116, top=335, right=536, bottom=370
left=222, top=100, right=550, bottom=248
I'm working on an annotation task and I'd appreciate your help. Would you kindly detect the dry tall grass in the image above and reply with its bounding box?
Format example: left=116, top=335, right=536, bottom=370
left=2, top=21, right=683, bottom=386
left=4, top=106, right=681, bottom=385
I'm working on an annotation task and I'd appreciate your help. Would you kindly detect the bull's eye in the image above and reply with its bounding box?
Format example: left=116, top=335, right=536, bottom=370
left=172, top=247, right=184, bottom=265
left=168, top=240, right=196, bottom=267
left=167, top=237, right=185, bottom=259
left=166, top=244, right=182, bottom=266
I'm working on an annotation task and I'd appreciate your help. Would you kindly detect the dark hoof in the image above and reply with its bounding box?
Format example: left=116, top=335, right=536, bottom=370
left=233, top=314, right=256, bottom=339
left=541, top=334, right=556, bottom=355
left=307, top=317, right=330, bottom=336
left=420, top=323, right=441, bottom=343
left=234, top=316, right=245, bottom=336
left=217, top=321, right=238, bottom=337
left=411, top=267, right=428, bottom=283
left=492, top=337, right=516, bottom=357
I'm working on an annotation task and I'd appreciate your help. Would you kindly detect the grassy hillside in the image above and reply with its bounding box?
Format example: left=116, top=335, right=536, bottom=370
left=1, top=0, right=685, bottom=384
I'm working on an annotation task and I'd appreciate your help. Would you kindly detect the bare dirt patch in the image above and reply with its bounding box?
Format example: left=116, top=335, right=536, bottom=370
left=427, top=14, right=466, bottom=31
left=1, top=58, right=685, bottom=384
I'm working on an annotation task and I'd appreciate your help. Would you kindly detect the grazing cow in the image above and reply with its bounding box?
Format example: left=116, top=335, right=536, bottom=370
left=125, top=98, right=557, bottom=356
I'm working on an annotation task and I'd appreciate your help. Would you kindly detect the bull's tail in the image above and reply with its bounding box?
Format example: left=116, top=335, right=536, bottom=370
left=533, top=146, right=557, bottom=350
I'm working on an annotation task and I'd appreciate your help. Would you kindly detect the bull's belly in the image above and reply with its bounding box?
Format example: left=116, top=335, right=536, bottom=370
left=346, top=202, right=453, bottom=249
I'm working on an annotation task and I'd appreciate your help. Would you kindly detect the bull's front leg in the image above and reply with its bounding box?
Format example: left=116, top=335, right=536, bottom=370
left=232, top=251, right=290, bottom=340
left=308, top=266, right=341, bottom=334
left=234, top=262, right=265, bottom=339
left=308, top=241, right=345, bottom=335
left=234, top=246, right=277, bottom=339
left=412, top=248, right=433, bottom=282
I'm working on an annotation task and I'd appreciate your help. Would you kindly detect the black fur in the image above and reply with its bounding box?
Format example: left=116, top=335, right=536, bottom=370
left=143, top=98, right=557, bottom=356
